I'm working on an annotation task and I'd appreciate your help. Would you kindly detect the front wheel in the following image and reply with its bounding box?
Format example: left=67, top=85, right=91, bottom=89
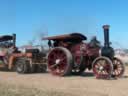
left=92, top=56, right=113, bottom=79
left=112, top=57, right=125, bottom=78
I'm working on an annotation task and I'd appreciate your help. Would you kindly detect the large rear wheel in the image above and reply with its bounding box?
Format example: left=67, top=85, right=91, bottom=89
left=92, top=56, right=113, bottom=79
left=47, top=47, right=73, bottom=76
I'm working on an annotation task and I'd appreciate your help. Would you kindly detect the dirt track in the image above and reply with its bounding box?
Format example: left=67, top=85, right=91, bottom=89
left=0, top=67, right=128, bottom=96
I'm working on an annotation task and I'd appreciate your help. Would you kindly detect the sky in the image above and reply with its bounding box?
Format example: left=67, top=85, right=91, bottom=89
left=0, top=0, right=128, bottom=48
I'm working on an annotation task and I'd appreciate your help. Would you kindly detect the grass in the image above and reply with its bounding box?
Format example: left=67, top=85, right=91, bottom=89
left=0, top=82, right=74, bottom=96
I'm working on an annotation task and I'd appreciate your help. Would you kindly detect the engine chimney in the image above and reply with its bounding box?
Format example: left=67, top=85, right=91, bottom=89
left=101, top=25, right=114, bottom=58
left=13, top=34, right=16, bottom=46
left=103, top=25, right=110, bottom=47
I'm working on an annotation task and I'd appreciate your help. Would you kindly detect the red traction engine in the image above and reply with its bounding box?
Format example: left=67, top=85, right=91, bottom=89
left=43, top=25, right=125, bottom=79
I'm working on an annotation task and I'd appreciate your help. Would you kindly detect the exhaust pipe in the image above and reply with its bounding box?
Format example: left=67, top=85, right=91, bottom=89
left=103, top=25, right=110, bottom=47
left=101, top=25, right=114, bottom=58
left=12, top=34, right=16, bottom=46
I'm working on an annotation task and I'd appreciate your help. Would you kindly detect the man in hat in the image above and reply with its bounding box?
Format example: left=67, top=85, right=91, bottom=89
left=89, top=36, right=101, bottom=48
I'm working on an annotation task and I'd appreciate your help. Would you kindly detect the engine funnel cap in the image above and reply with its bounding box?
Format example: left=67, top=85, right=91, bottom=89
left=103, top=25, right=110, bottom=29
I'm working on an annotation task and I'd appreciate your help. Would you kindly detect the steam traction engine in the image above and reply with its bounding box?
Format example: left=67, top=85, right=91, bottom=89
left=0, top=34, right=47, bottom=73
left=43, top=25, right=125, bottom=79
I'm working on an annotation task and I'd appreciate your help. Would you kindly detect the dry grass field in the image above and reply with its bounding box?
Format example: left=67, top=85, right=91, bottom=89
left=0, top=66, right=128, bottom=96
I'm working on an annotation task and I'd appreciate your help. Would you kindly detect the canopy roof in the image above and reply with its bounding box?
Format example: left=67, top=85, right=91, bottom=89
left=0, top=35, right=13, bottom=42
left=43, top=33, right=87, bottom=41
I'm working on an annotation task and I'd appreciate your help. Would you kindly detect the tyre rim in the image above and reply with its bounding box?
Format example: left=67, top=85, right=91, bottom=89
left=48, top=49, right=68, bottom=76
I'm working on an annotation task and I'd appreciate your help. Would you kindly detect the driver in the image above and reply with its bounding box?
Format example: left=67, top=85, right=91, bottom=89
left=89, top=36, right=101, bottom=48
left=7, top=46, right=18, bottom=55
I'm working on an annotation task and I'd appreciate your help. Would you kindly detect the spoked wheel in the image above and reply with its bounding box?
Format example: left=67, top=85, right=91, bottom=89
left=92, top=56, right=113, bottom=79
left=15, top=58, right=30, bottom=74
left=47, top=47, right=73, bottom=76
left=72, top=56, right=86, bottom=75
left=112, top=57, right=125, bottom=78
